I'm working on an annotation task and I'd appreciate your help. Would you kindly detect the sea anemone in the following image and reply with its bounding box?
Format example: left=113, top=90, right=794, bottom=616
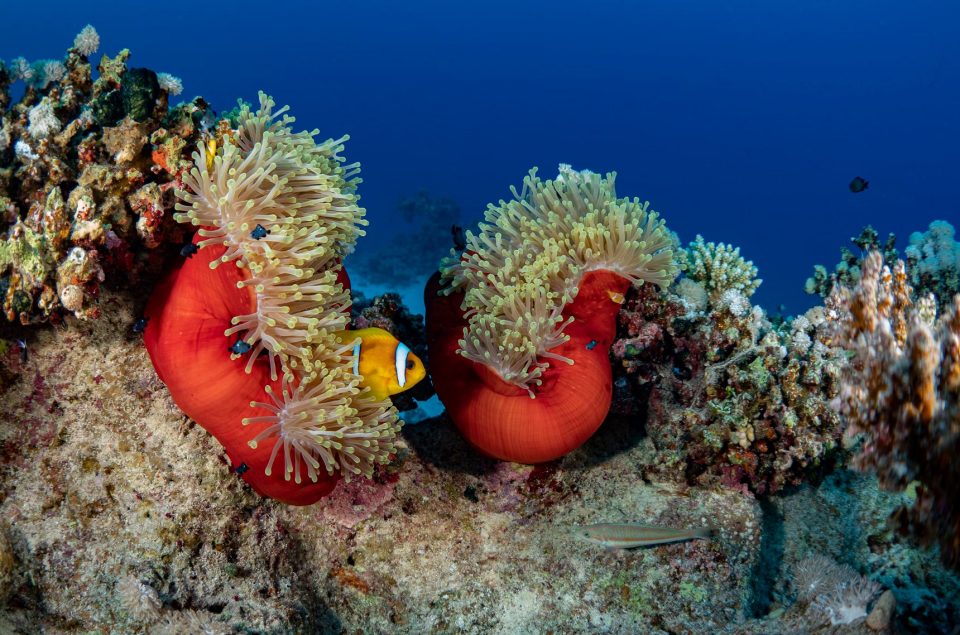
left=427, top=165, right=676, bottom=462
left=145, top=94, right=399, bottom=504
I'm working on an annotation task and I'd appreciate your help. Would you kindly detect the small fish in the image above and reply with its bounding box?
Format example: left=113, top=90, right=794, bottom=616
left=607, top=290, right=626, bottom=305
left=205, top=138, right=217, bottom=172
left=132, top=317, right=148, bottom=334
left=337, top=327, right=426, bottom=400
left=571, top=523, right=713, bottom=549
left=586, top=339, right=598, bottom=351
left=250, top=224, right=269, bottom=240
left=229, top=339, right=253, bottom=355
left=451, top=225, right=467, bottom=251
left=16, top=339, right=27, bottom=363
left=180, top=242, right=198, bottom=258
left=849, top=176, right=869, bottom=193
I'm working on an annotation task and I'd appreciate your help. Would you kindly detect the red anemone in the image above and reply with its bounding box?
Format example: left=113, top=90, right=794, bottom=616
left=425, top=269, right=630, bottom=463
left=144, top=237, right=342, bottom=505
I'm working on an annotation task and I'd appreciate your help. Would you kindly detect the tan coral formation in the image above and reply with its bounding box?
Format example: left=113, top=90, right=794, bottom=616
left=831, top=250, right=960, bottom=567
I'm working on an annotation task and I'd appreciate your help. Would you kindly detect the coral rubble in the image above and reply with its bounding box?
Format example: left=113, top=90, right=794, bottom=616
left=1, top=26, right=207, bottom=324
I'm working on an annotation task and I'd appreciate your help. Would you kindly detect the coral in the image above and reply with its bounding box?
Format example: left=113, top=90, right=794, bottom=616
left=830, top=250, right=960, bottom=568
left=614, top=271, right=845, bottom=495
left=117, top=574, right=163, bottom=620
left=791, top=554, right=882, bottom=627
left=72, top=24, right=100, bottom=57
left=0, top=26, right=205, bottom=324
left=427, top=164, right=676, bottom=462
left=682, top=234, right=761, bottom=300
left=810, top=575, right=882, bottom=626
left=806, top=221, right=960, bottom=310
left=905, top=220, right=960, bottom=311
left=791, top=554, right=849, bottom=602
left=146, top=94, right=403, bottom=503
left=156, top=73, right=184, bottom=97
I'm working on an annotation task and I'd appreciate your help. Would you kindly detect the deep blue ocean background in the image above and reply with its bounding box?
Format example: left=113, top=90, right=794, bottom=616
left=3, top=0, right=958, bottom=314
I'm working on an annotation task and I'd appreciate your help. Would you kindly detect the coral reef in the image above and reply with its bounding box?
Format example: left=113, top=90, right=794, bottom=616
left=146, top=94, right=407, bottom=504
left=0, top=298, right=767, bottom=632
left=806, top=221, right=959, bottom=312
left=829, top=250, right=960, bottom=568
left=0, top=26, right=208, bottom=324
left=614, top=262, right=845, bottom=495
left=904, top=220, right=960, bottom=311
left=427, top=164, right=676, bottom=462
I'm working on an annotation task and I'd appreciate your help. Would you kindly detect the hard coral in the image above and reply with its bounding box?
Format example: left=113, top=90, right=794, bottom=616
left=614, top=254, right=845, bottom=495
left=427, top=164, right=676, bottom=462
left=682, top=234, right=761, bottom=300
left=0, top=26, right=205, bottom=324
left=831, top=250, right=960, bottom=568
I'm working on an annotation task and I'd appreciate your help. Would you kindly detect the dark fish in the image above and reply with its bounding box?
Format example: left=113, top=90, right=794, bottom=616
left=250, top=224, right=269, bottom=240
left=586, top=339, right=598, bottom=350
left=451, top=225, right=467, bottom=251
left=849, top=176, right=869, bottom=193
left=132, top=317, right=148, bottom=334
left=180, top=242, right=198, bottom=258
left=17, top=339, right=27, bottom=363
left=229, top=340, right=252, bottom=355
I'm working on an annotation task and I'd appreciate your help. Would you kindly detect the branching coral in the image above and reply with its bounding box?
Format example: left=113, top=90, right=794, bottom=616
left=905, top=220, right=960, bottom=312
left=440, top=164, right=675, bottom=394
left=682, top=234, right=761, bottom=301
left=805, top=221, right=959, bottom=309
left=830, top=250, right=960, bottom=568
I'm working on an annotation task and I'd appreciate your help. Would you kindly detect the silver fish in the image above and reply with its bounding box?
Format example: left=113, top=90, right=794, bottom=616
left=571, top=523, right=713, bottom=549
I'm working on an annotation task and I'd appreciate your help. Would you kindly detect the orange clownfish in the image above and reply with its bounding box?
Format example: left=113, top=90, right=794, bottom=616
left=336, top=327, right=426, bottom=401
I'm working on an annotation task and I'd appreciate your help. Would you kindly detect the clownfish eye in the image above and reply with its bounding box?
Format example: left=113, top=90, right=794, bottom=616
left=406, top=358, right=415, bottom=370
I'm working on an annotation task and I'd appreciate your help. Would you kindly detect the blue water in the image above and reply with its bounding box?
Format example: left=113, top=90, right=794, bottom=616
left=3, top=0, right=958, bottom=313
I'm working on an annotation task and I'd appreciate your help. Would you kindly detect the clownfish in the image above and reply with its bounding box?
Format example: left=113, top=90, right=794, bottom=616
left=336, top=327, right=426, bottom=401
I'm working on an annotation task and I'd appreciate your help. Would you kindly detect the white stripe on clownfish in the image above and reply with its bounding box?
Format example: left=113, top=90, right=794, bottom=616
left=335, top=327, right=426, bottom=401
left=395, top=342, right=410, bottom=388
